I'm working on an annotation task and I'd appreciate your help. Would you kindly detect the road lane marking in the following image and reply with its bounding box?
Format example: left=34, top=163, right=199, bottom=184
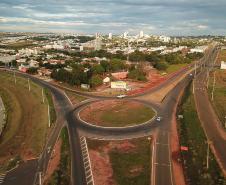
left=151, top=138, right=156, bottom=185
left=168, top=132, right=174, bottom=185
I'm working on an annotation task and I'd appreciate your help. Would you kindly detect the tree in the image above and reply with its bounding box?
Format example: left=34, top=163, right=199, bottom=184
left=100, top=60, right=110, bottom=72
left=92, top=64, right=105, bottom=75
left=27, top=67, right=38, bottom=74
left=129, top=50, right=145, bottom=62
left=90, top=75, right=102, bottom=88
left=109, top=58, right=126, bottom=72
left=128, top=65, right=147, bottom=81
left=155, top=61, right=169, bottom=71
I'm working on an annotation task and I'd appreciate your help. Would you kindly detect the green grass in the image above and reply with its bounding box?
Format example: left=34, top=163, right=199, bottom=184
left=0, top=71, right=51, bottom=172
left=165, top=63, right=188, bottom=74
left=87, top=137, right=151, bottom=185
left=177, top=83, right=226, bottom=185
left=47, top=127, right=71, bottom=185
left=44, top=89, right=56, bottom=125
left=82, top=101, right=155, bottom=127
left=207, top=70, right=226, bottom=129
left=101, top=105, right=154, bottom=126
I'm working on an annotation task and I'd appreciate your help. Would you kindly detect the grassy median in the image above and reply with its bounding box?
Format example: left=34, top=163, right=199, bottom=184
left=208, top=69, right=226, bottom=129
left=177, top=83, right=226, bottom=184
left=0, top=71, right=53, bottom=172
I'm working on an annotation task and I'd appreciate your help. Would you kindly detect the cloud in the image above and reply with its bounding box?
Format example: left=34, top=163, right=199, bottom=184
left=0, top=0, right=225, bottom=35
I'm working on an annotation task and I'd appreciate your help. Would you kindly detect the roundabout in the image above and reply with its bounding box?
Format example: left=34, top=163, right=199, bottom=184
left=78, top=99, right=156, bottom=127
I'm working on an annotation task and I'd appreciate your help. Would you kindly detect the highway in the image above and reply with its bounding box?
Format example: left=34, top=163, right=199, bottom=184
left=0, top=44, right=220, bottom=185
left=194, top=46, right=226, bottom=175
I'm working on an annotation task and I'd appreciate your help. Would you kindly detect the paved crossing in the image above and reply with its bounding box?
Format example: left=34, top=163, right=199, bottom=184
left=0, top=173, right=6, bottom=184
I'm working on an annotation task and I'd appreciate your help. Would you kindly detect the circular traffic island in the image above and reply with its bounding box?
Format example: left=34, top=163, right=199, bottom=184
left=79, top=100, right=155, bottom=127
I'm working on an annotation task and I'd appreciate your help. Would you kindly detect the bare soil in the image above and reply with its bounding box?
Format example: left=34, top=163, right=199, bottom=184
left=44, top=139, right=62, bottom=182
left=88, top=140, right=137, bottom=185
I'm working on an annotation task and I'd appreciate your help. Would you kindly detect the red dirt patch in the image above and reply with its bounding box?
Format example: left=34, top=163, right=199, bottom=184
left=44, top=139, right=62, bottom=183
left=88, top=140, right=137, bottom=185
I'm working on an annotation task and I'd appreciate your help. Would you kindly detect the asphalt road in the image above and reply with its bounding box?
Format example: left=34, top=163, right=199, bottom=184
left=194, top=47, right=226, bottom=174
left=0, top=45, right=218, bottom=185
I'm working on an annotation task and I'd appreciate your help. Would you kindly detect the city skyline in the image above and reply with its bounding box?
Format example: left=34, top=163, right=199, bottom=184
left=0, top=0, right=226, bottom=35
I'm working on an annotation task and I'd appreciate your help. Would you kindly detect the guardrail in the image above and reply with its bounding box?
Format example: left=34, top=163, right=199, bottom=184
left=80, top=136, right=95, bottom=185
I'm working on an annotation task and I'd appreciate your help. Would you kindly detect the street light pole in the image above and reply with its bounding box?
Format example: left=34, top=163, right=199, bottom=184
left=42, top=88, right=45, bottom=103
left=206, top=69, right=210, bottom=89
left=28, top=78, right=31, bottom=92
left=14, top=71, right=16, bottom=84
left=207, top=141, right=210, bottom=169
left=211, top=71, right=216, bottom=101
left=48, top=104, right=50, bottom=127
left=224, top=116, right=226, bottom=129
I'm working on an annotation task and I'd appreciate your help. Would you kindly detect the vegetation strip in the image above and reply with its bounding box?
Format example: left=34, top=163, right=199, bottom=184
left=177, top=83, right=226, bottom=184
left=46, top=127, right=71, bottom=185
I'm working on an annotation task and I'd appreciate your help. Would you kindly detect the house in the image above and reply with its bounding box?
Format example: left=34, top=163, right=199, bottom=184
left=103, top=77, right=110, bottom=83
left=220, top=61, right=226, bottom=69
left=18, top=64, right=29, bottom=73
left=111, top=71, right=128, bottom=80
left=38, top=67, right=52, bottom=76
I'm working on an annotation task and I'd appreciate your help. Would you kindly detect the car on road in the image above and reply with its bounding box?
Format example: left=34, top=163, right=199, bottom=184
left=156, top=116, right=162, bottom=122
left=117, top=94, right=127, bottom=99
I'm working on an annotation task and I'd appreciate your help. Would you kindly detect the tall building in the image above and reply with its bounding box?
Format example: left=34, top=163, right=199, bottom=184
left=108, top=33, right=112, bottom=39
left=139, top=30, right=144, bottom=38
left=123, top=32, right=128, bottom=39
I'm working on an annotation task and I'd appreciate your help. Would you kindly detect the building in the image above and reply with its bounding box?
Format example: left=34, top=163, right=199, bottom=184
left=111, top=71, right=128, bottom=80
left=18, top=64, right=29, bottom=73
left=111, top=81, right=127, bottom=89
left=108, top=33, right=112, bottom=40
left=220, top=61, right=226, bottom=69
left=139, top=30, right=144, bottom=38
left=189, top=46, right=207, bottom=53
left=159, top=35, right=171, bottom=43
left=103, top=77, right=110, bottom=83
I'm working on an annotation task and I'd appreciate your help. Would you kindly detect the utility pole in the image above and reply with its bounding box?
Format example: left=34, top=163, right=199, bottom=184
left=206, top=141, right=211, bottom=169
left=206, top=70, right=210, bottom=89
left=39, top=172, right=42, bottom=185
left=224, top=116, right=226, bottom=129
left=48, top=104, right=50, bottom=127
left=195, top=62, right=197, bottom=77
left=192, top=78, right=195, bottom=94
left=13, top=71, right=16, bottom=84
left=211, top=71, right=216, bottom=101
left=28, top=78, right=31, bottom=92
left=42, top=88, right=45, bottom=103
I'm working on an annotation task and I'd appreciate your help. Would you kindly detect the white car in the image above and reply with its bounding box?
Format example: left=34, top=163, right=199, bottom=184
left=117, top=94, right=127, bottom=99
left=156, top=117, right=162, bottom=122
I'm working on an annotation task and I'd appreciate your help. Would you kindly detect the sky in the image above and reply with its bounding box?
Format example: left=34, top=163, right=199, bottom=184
left=0, top=0, right=226, bottom=36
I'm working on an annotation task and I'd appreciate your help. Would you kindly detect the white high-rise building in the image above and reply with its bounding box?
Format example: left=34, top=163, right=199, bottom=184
left=139, top=30, right=144, bottom=38
left=108, top=33, right=112, bottom=39
left=123, top=32, right=128, bottom=39
left=159, top=35, right=171, bottom=43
